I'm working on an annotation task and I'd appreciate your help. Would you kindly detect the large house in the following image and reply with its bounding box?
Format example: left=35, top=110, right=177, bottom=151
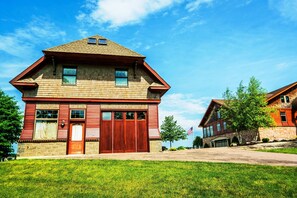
left=199, top=82, right=297, bottom=147
left=10, top=35, right=170, bottom=156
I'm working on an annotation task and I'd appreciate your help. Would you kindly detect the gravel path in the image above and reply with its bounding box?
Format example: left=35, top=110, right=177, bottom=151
left=20, top=147, right=297, bottom=166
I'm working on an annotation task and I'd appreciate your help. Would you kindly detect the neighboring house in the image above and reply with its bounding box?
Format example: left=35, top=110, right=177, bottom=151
left=10, top=35, right=170, bottom=156
left=199, top=82, right=297, bottom=147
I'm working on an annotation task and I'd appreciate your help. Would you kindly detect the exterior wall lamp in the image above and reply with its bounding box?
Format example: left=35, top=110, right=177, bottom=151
left=61, top=120, right=65, bottom=128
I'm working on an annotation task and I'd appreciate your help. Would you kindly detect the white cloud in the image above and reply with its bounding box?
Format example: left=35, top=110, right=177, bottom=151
left=0, top=18, right=66, bottom=57
left=269, top=0, right=297, bottom=22
left=159, top=93, right=209, bottom=131
left=186, top=0, right=213, bottom=12
left=78, top=0, right=181, bottom=28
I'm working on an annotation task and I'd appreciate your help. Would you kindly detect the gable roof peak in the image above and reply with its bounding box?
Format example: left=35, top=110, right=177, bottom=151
left=43, top=35, right=145, bottom=58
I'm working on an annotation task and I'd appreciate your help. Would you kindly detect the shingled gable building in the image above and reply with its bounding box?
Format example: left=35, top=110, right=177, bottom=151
left=199, top=82, right=297, bottom=147
left=10, top=35, right=170, bottom=156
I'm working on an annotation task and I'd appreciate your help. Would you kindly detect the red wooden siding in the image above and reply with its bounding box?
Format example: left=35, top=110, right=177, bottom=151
left=86, top=104, right=100, bottom=139
left=20, top=103, right=36, bottom=140
left=58, top=104, right=69, bottom=139
left=148, top=104, right=158, bottom=128
left=271, top=109, right=296, bottom=127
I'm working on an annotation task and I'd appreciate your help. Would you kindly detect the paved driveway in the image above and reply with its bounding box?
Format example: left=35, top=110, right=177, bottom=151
left=21, top=147, right=297, bottom=166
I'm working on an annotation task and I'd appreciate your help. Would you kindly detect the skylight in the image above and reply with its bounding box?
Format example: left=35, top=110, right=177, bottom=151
left=88, top=38, right=97, bottom=44
left=98, top=39, right=107, bottom=45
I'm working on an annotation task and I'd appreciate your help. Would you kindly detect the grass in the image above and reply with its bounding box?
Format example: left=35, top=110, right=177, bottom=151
left=258, top=147, right=297, bottom=154
left=0, top=160, right=296, bottom=197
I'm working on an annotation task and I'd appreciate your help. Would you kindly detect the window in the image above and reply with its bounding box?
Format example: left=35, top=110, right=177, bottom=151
left=217, top=123, right=221, bottom=132
left=115, top=69, right=128, bottom=86
left=280, top=112, right=287, bottom=122
left=102, top=112, right=112, bottom=120
left=137, top=112, right=146, bottom=120
left=280, top=95, right=290, bottom=103
left=34, top=110, right=58, bottom=140
left=210, top=126, right=213, bottom=136
left=98, top=39, right=107, bottom=45
left=205, top=127, right=208, bottom=137
left=223, top=122, right=227, bottom=131
left=63, top=67, right=77, bottom=85
left=114, top=112, right=123, bottom=120
left=70, top=110, right=85, bottom=119
left=126, top=112, right=134, bottom=119
left=88, top=37, right=97, bottom=44
left=217, top=111, right=221, bottom=119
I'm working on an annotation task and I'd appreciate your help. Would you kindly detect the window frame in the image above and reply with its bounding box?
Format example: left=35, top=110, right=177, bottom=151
left=280, top=95, right=290, bottom=103
left=217, top=123, right=221, bottom=132
left=62, top=66, right=77, bottom=85
left=280, top=112, right=287, bottom=122
left=70, top=109, right=85, bottom=120
left=34, top=109, right=59, bottom=140
left=115, top=69, right=128, bottom=87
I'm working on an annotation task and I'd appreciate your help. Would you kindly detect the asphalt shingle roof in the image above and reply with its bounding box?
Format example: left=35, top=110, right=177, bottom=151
left=43, top=35, right=145, bottom=58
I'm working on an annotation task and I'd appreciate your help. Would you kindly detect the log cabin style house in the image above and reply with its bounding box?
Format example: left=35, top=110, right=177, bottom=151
left=199, top=82, right=297, bottom=147
left=10, top=35, right=170, bottom=156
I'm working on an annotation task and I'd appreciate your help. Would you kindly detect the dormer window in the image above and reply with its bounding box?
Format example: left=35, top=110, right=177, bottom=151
left=280, top=95, right=290, bottom=103
left=99, top=39, right=107, bottom=45
left=88, top=37, right=97, bottom=44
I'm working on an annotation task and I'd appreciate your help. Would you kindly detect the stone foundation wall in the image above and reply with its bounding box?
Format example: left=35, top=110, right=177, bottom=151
left=149, top=140, right=162, bottom=152
left=259, top=127, right=297, bottom=141
left=18, top=142, right=67, bottom=157
left=85, top=141, right=99, bottom=154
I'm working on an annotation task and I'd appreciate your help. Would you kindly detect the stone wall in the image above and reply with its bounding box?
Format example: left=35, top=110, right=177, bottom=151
left=18, top=142, right=67, bottom=157
left=149, top=140, right=162, bottom=152
left=259, top=127, right=297, bottom=141
left=85, top=141, right=99, bottom=154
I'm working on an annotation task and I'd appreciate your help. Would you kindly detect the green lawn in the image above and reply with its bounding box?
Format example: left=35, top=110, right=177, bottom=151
left=0, top=160, right=296, bottom=197
left=258, top=147, right=297, bottom=154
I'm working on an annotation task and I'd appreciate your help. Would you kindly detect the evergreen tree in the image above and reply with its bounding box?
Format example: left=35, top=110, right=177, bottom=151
left=160, top=115, right=187, bottom=148
left=0, top=89, right=22, bottom=158
left=220, top=77, right=275, bottom=141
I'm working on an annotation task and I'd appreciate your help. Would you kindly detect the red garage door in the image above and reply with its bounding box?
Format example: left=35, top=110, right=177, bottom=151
left=100, top=111, right=149, bottom=153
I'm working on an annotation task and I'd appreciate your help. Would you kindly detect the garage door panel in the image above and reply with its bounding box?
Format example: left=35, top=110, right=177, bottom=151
left=100, top=121, right=112, bottom=153
left=125, top=120, right=136, bottom=152
left=114, top=120, right=125, bottom=153
left=137, top=120, right=148, bottom=152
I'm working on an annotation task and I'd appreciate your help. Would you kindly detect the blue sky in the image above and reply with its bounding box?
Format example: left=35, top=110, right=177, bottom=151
left=1, top=0, right=297, bottom=148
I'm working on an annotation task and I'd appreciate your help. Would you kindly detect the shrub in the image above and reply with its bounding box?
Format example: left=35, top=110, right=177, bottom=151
left=162, top=146, right=168, bottom=151
left=262, top=138, right=270, bottom=143
left=177, top=146, right=186, bottom=150
left=169, top=147, right=177, bottom=151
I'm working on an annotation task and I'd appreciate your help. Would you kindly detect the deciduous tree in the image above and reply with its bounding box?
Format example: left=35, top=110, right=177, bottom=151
left=160, top=115, right=187, bottom=148
left=220, top=77, right=275, bottom=142
left=0, top=89, right=22, bottom=158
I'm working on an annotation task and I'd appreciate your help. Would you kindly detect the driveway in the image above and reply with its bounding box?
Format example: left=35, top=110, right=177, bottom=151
left=20, top=147, right=297, bottom=166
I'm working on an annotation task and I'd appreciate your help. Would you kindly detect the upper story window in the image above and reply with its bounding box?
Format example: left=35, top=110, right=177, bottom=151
left=115, top=69, right=128, bottom=87
left=87, top=37, right=97, bottom=44
left=217, top=123, right=221, bottom=132
left=209, top=126, right=213, bottom=136
left=34, top=110, right=58, bottom=140
left=223, top=122, right=227, bottom=131
left=280, top=112, right=287, bottom=122
left=70, top=110, right=85, bottom=119
left=63, top=67, right=77, bottom=85
left=280, top=95, right=290, bottom=103
left=99, top=39, right=107, bottom=45
left=217, top=111, right=221, bottom=119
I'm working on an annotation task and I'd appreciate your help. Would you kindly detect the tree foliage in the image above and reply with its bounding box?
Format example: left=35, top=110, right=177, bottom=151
left=160, top=115, right=187, bottom=148
left=193, top=136, right=203, bottom=148
left=220, top=77, right=275, bottom=132
left=0, top=89, right=22, bottom=157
